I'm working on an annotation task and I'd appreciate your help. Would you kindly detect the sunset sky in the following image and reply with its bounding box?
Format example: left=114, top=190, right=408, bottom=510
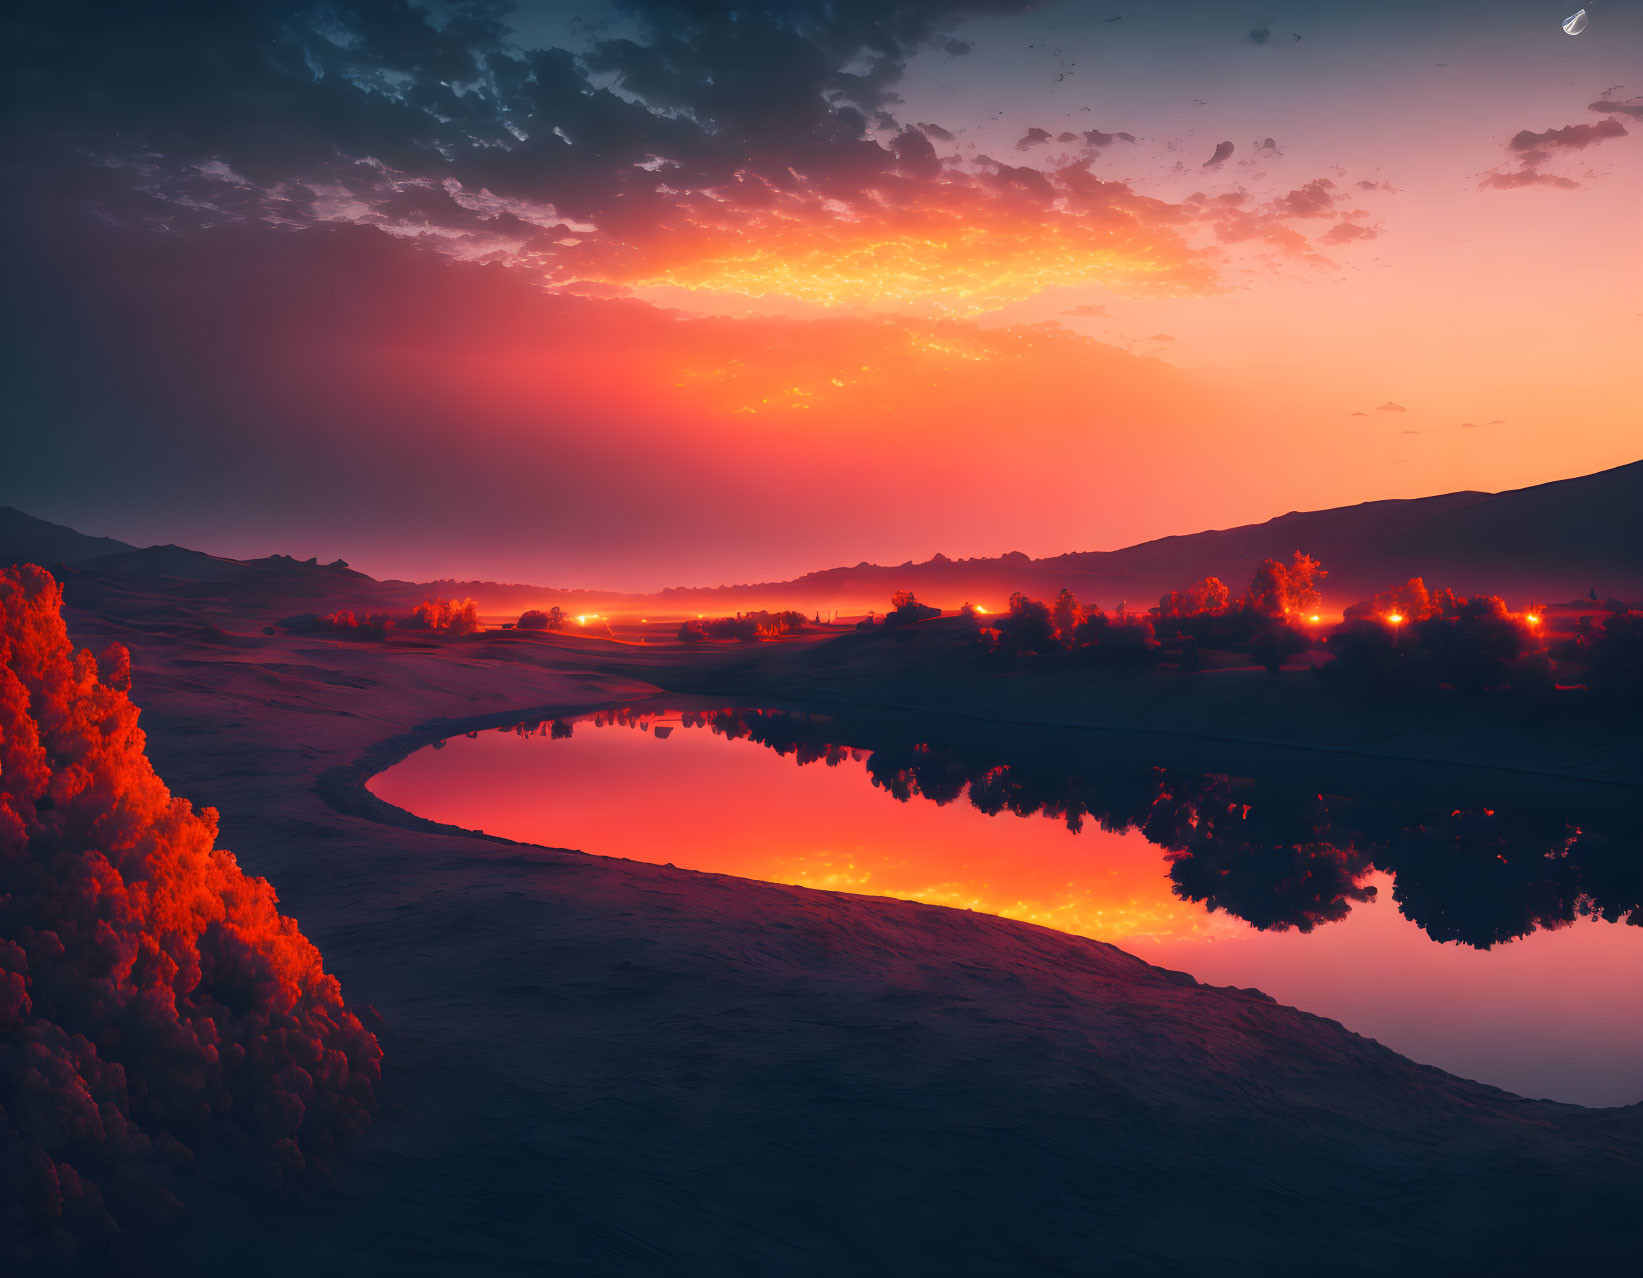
left=4, top=0, right=1639, bottom=589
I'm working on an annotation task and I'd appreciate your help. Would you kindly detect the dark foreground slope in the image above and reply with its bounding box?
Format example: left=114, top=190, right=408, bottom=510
left=37, top=574, right=1637, bottom=1277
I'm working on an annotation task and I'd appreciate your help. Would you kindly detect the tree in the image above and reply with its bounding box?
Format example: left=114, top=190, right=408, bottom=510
left=1566, top=607, right=1643, bottom=700
left=885, top=591, right=940, bottom=629
left=1245, top=552, right=1325, bottom=619
left=1051, top=588, right=1084, bottom=646
left=517, top=607, right=566, bottom=632
left=1249, top=622, right=1308, bottom=673
left=994, top=592, right=1058, bottom=654
left=1155, top=576, right=1230, bottom=618
left=409, top=597, right=481, bottom=634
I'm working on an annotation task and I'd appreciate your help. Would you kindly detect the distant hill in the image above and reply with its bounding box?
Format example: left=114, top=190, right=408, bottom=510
left=0, top=506, right=137, bottom=566
left=647, top=460, right=1643, bottom=612
left=4, top=460, right=1638, bottom=617
left=78, top=544, right=256, bottom=583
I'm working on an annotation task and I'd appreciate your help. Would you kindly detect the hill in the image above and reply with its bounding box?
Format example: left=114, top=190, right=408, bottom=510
left=4, top=460, right=1638, bottom=618
left=0, top=504, right=137, bottom=565
left=650, top=460, right=1643, bottom=612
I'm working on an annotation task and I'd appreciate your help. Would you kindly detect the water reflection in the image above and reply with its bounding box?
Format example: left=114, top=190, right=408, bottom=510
left=376, top=702, right=1643, bottom=1104
left=528, top=705, right=1637, bottom=951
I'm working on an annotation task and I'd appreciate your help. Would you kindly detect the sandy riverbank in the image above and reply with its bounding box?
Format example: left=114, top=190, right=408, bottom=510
left=47, top=593, right=1641, bottom=1275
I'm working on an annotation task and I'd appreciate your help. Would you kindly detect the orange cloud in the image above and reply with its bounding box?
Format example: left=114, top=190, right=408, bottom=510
left=536, top=160, right=1221, bottom=315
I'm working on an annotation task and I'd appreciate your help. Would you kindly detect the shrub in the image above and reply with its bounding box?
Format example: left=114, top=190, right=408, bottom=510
left=517, top=607, right=565, bottom=632
left=0, top=567, right=379, bottom=1259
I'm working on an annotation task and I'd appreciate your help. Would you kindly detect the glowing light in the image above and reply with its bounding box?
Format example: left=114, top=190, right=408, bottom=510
left=1308, top=614, right=1321, bottom=623
left=1526, top=614, right=1541, bottom=625
left=1388, top=613, right=1404, bottom=625
left=566, top=184, right=1215, bottom=316
left=974, top=605, right=989, bottom=615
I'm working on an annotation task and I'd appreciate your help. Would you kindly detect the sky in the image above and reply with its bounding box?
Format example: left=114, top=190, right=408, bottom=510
left=2, top=0, right=1639, bottom=590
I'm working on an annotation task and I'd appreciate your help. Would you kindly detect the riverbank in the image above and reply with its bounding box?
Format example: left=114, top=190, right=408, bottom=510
left=48, top=588, right=1642, bottom=1274
left=649, top=618, right=1641, bottom=786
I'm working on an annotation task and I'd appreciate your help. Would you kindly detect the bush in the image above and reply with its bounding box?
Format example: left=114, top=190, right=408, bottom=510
left=320, top=609, right=394, bottom=638
left=1561, top=607, right=1643, bottom=700
left=884, top=591, right=940, bottom=629
left=0, top=567, right=379, bottom=1259
left=405, top=597, right=481, bottom=634
left=517, top=607, right=565, bottom=632
left=1328, top=590, right=1550, bottom=694
left=678, top=610, right=806, bottom=642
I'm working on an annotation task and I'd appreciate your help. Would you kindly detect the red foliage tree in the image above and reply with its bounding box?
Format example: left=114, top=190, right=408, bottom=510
left=408, top=597, right=481, bottom=633
left=1155, top=576, right=1230, bottom=618
left=1244, top=552, right=1324, bottom=619
left=1, top=567, right=380, bottom=1260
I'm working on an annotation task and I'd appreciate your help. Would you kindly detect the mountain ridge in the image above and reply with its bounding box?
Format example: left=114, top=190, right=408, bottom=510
left=4, top=460, right=1638, bottom=613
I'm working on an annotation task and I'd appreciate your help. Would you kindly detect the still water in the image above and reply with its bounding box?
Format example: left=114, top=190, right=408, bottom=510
left=370, top=705, right=1643, bottom=1107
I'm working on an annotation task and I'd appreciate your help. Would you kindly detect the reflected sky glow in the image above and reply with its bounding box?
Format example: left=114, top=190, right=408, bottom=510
left=370, top=708, right=1643, bottom=1106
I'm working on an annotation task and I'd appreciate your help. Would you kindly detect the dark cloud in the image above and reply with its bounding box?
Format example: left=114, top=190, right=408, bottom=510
left=1508, top=118, right=1628, bottom=156
left=1, top=0, right=1371, bottom=316
left=1248, top=26, right=1271, bottom=45
left=3, top=0, right=1037, bottom=225
left=1483, top=112, right=1629, bottom=191
left=1479, top=169, right=1581, bottom=191
left=1376, top=402, right=1406, bottom=413
left=892, top=126, right=944, bottom=178
left=1062, top=304, right=1110, bottom=317
left=1202, top=141, right=1234, bottom=169
left=1272, top=178, right=1339, bottom=218
left=1588, top=96, right=1643, bottom=120
left=1320, top=220, right=1378, bottom=244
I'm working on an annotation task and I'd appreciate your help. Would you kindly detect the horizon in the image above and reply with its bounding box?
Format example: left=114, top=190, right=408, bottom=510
left=10, top=456, right=1638, bottom=597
